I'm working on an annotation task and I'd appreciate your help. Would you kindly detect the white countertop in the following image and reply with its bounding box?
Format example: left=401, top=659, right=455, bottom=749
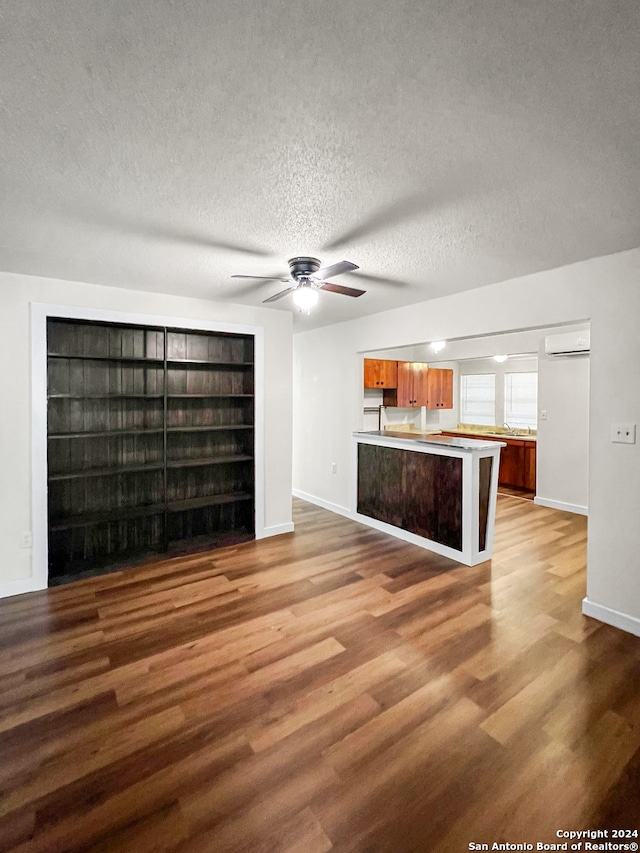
left=354, top=430, right=506, bottom=451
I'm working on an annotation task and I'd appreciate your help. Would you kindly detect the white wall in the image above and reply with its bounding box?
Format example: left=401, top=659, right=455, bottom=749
left=0, top=271, right=293, bottom=596
left=536, top=350, right=590, bottom=513
left=293, top=247, right=640, bottom=635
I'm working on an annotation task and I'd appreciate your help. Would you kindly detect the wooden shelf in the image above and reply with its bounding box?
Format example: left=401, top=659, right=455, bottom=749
left=167, top=455, right=253, bottom=469
left=48, top=455, right=253, bottom=480
left=166, top=425, right=253, bottom=433
left=49, top=461, right=165, bottom=481
left=167, top=393, right=253, bottom=398
left=48, top=394, right=164, bottom=400
left=48, top=428, right=165, bottom=440
left=48, top=353, right=164, bottom=363
left=50, top=503, right=166, bottom=531
left=166, top=359, right=254, bottom=367
left=167, top=492, right=253, bottom=513
left=50, top=492, right=253, bottom=531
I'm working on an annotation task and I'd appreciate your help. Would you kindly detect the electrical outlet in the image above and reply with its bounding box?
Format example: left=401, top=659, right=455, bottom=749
left=611, top=423, right=636, bottom=444
left=331, top=462, right=337, bottom=473
left=21, top=532, right=33, bottom=549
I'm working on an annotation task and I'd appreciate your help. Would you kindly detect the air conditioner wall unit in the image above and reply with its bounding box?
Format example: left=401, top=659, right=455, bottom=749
left=544, top=330, right=590, bottom=356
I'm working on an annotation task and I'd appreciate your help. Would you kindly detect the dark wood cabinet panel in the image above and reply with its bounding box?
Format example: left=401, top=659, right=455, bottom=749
left=357, top=443, right=462, bottom=550
left=46, top=318, right=255, bottom=585
left=478, top=456, right=493, bottom=552
left=364, top=358, right=398, bottom=389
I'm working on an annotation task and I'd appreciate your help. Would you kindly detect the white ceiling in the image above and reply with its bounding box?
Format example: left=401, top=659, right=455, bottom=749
left=1, top=1, right=639, bottom=330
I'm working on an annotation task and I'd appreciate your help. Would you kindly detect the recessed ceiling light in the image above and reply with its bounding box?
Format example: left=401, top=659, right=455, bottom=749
left=493, top=354, right=508, bottom=363
left=430, top=341, right=446, bottom=353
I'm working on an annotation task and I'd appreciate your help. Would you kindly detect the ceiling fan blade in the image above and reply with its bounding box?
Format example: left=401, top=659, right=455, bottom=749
left=262, top=286, right=298, bottom=303
left=318, top=282, right=366, bottom=298
left=231, top=274, right=290, bottom=282
left=315, top=260, right=359, bottom=280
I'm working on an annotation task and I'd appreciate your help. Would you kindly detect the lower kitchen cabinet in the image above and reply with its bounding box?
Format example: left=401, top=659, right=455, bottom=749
left=523, top=443, right=537, bottom=491
left=498, top=439, right=526, bottom=487
left=441, top=432, right=536, bottom=491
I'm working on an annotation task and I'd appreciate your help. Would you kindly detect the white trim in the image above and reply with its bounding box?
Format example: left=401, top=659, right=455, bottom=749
left=29, top=302, right=266, bottom=592
left=582, top=597, right=640, bottom=638
left=292, top=489, right=353, bottom=519
left=0, top=577, right=44, bottom=600
left=534, top=496, right=588, bottom=516
left=259, top=522, right=295, bottom=538
left=353, top=510, right=473, bottom=562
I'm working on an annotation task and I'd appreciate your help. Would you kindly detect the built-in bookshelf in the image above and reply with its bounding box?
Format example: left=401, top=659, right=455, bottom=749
left=47, top=319, right=255, bottom=584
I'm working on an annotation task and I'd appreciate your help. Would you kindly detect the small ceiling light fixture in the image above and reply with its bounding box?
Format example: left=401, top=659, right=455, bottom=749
left=291, top=286, right=319, bottom=312
left=430, top=341, right=446, bottom=353
left=493, top=354, right=509, bottom=363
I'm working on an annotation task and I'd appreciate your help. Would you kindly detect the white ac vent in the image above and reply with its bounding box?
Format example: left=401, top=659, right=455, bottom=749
left=544, top=330, right=590, bottom=356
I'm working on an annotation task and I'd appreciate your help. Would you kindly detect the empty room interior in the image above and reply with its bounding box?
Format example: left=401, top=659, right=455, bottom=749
left=1, top=2, right=640, bottom=851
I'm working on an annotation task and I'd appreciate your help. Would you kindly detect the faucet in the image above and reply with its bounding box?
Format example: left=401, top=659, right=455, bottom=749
left=502, top=422, right=513, bottom=435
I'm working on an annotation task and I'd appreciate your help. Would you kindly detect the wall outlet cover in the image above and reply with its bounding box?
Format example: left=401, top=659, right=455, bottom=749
left=611, top=423, right=636, bottom=444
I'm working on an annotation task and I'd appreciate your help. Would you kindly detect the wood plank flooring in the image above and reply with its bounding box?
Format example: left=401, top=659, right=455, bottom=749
left=0, top=496, right=639, bottom=852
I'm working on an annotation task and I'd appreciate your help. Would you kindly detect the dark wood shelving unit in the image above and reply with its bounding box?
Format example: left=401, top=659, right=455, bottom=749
left=47, top=318, right=255, bottom=585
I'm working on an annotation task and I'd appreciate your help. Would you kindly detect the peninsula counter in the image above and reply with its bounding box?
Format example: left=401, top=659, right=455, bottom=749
left=353, top=431, right=505, bottom=566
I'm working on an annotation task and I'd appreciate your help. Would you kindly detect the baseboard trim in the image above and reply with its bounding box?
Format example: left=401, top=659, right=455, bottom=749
left=582, top=597, right=640, bottom=638
left=258, top=522, right=295, bottom=539
left=533, top=496, right=588, bottom=516
left=292, top=489, right=353, bottom=520
left=0, top=576, right=46, bottom=601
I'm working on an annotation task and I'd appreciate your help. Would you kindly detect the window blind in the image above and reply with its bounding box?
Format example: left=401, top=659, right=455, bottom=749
left=504, top=372, right=538, bottom=428
left=460, top=374, right=496, bottom=425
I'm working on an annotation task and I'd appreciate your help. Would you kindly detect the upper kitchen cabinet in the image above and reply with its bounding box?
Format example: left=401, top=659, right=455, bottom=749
left=428, top=367, right=454, bottom=409
left=383, top=363, right=453, bottom=409
left=364, top=358, right=398, bottom=389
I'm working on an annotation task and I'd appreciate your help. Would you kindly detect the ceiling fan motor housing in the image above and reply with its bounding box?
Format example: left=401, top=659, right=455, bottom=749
left=288, top=256, right=321, bottom=282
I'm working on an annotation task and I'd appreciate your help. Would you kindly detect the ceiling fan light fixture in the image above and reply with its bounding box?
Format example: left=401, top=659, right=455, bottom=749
left=292, top=286, right=319, bottom=312
left=430, top=340, right=446, bottom=353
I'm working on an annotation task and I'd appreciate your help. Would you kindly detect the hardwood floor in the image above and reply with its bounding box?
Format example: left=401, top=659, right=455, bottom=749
left=0, top=496, right=638, bottom=852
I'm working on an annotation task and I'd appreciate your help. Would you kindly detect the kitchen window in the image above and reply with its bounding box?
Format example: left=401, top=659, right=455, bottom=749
left=504, top=372, right=538, bottom=428
left=460, top=374, right=496, bottom=426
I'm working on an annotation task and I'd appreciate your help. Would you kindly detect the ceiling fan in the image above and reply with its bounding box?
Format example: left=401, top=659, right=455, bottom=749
left=231, top=256, right=366, bottom=310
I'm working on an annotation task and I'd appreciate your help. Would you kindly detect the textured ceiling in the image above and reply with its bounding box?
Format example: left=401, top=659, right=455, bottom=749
left=1, top=1, right=639, bottom=329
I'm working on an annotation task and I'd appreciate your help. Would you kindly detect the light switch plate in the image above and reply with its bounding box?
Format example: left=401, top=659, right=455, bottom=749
left=611, top=423, right=636, bottom=444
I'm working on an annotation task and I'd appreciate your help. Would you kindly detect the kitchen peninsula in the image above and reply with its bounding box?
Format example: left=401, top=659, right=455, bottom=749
left=353, top=430, right=505, bottom=565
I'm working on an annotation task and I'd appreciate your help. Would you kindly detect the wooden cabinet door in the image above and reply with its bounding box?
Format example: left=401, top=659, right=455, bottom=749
left=364, top=358, right=379, bottom=388
left=498, top=440, right=526, bottom=486
left=410, top=363, right=430, bottom=406
left=436, top=368, right=453, bottom=408
left=395, top=361, right=417, bottom=406
left=364, top=359, right=397, bottom=389
left=523, top=443, right=536, bottom=491
left=378, top=360, right=398, bottom=388
left=425, top=368, right=454, bottom=409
